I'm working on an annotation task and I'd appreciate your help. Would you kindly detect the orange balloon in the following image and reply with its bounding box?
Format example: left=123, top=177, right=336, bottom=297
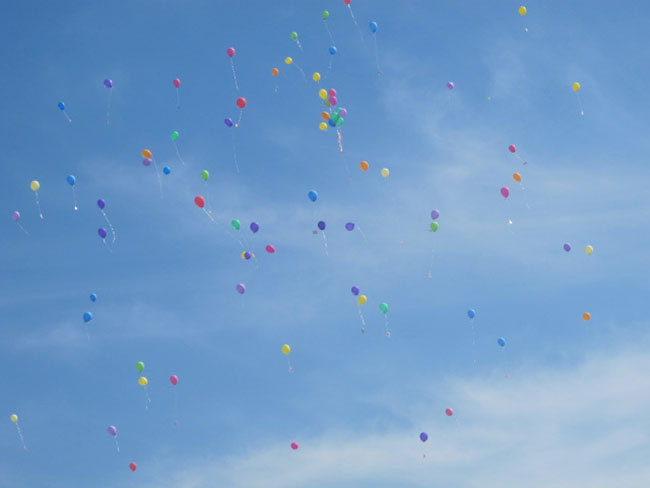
left=142, top=149, right=153, bottom=159
left=360, top=161, right=369, bottom=171
left=582, top=312, right=591, bottom=321
left=321, top=111, right=330, bottom=121
left=272, top=68, right=279, bottom=76
left=513, top=172, right=522, bottom=182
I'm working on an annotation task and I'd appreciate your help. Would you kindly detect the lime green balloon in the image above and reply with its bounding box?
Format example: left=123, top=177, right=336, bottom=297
left=170, top=131, right=179, bottom=141
left=322, top=10, right=330, bottom=20
left=379, top=302, right=389, bottom=314
left=201, top=170, right=209, bottom=181
left=231, top=219, right=241, bottom=230
left=136, top=361, right=145, bottom=373
left=336, top=118, right=344, bottom=127
left=430, top=222, right=439, bottom=232
left=290, top=31, right=298, bottom=40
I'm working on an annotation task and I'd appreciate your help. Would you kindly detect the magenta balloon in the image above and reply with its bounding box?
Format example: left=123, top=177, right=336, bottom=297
left=500, top=187, right=510, bottom=199
left=291, top=442, right=299, bottom=450
left=173, top=78, right=181, bottom=88
left=227, top=47, right=236, bottom=57
left=12, top=211, right=20, bottom=222
left=445, top=408, right=454, bottom=416
left=508, top=144, right=516, bottom=153
left=170, top=375, right=178, bottom=386
left=328, top=89, right=337, bottom=97
left=329, top=96, right=337, bottom=106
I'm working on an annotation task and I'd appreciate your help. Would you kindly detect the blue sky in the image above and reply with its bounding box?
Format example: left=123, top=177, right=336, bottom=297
left=3, top=1, right=650, bottom=486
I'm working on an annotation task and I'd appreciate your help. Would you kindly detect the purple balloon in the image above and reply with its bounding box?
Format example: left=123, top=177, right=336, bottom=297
left=98, top=228, right=108, bottom=239
left=446, top=81, right=455, bottom=90
left=317, top=220, right=326, bottom=230
left=563, top=243, right=571, bottom=252
left=107, top=425, right=117, bottom=436
left=250, top=222, right=260, bottom=233
left=420, top=432, right=428, bottom=442
left=338, top=108, right=348, bottom=118
left=224, top=118, right=233, bottom=127
left=244, top=251, right=252, bottom=260
left=104, top=79, right=113, bottom=88
left=236, top=283, right=246, bottom=294
left=97, top=199, right=106, bottom=210
left=351, top=286, right=359, bottom=296
left=12, top=211, right=20, bottom=222
left=345, top=222, right=355, bottom=231
left=430, top=209, right=440, bottom=220
left=142, top=158, right=152, bottom=167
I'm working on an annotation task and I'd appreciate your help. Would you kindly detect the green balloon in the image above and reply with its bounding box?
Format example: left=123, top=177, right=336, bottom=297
left=336, top=117, right=344, bottom=127
left=170, top=130, right=179, bottom=141
left=379, top=302, right=389, bottom=314
left=231, top=219, right=241, bottom=230
left=290, top=31, right=298, bottom=40
left=136, top=361, right=145, bottom=373
left=201, top=170, right=209, bottom=181
left=322, top=10, right=329, bottom=20
left=430, top=222, right=439, bottom=232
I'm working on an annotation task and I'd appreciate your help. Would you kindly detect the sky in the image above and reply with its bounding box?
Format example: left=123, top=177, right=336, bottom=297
left=2, top=0, right=650, bottom=486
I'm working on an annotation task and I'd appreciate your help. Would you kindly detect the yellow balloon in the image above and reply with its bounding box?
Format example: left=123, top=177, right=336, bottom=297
left=282, top=344, right=291, bottom=355
left=138, top=376, right=148, bottom=386
left=518, top=6, right=527, bottom=16
left=318, top=89, right=327, bottom=100
left=30, top=180, right=40, bottom=192
left=585, top=245, right=593, bottom=255
left=572, top=82, right=581, bottom=92
left=381, top=168, right=390, bottom=178
left=142, top=149, right=153, bottom=159
left=312, top=72, right=321, bottom=82
left=285, top=57, right=293, bottom=65
left=319, top=122, right=327, bottom=130
left=357, top=295, right=367, bottom=306
left=10, top=414, right=18, bottom=423
left=241, top=251, right=247, bottom=260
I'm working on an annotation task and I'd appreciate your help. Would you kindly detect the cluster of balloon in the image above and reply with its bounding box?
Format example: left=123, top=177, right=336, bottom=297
left=290, top=31, right=303, bottom=52
left=66, top=175, right=78, bottom=210
left=369, top=21, right=381, bottom=75
left=352, top=286, right=367, bottom=332
left=282, top=344, right=293, bottom=372
left=10, top=414, right=27, bottom=451
left=97, top=199, right=116, bottom=245
left=572, top=82, right=584, bottom=116
left=172, top=78, right=181, bottom=109
left=227, top=47, right=239, bottom=91
left=106, top=425, right=119, bottom=452
left=518, top=5, right=528, bottom=32
left=11, top=211, right=29, bottom=235
left=30, top=180, right=43, bottom=220
left=317, top=88, right=347, bottom=153
left=322, top=10, right=335, bottom=45
left=57, top=101, right=72, bottom=123
left=315, top=220, right=328, bottom=255
left=141, top=149, right=163, bottom=196
left=103, top=78, right=113, bottom=124
left=427, top=209, right=440, bottom=278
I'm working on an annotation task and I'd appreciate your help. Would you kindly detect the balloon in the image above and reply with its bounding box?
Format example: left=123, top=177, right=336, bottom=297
left=500, top=187, right=510, bottom=198
left=163, top=166, right=171, bottom=175
left=194, top=196, right=206, bottom=208
left=431, top=209, right=440, bottom=220
left=313, top=72, right=321, bottom=82
left=272, top=68, right=279, bottom=76
left=336, top=118, right=344, bottom=127
left=317, top=220, right=326, bottom=230
left=360, top=161, right=369, bottom=171
left=308, top=190, right=318, bottom=202
left=329, top=96, right=337, bottom=106
left=58, top=101, right=65, bottom=111
left=445, top=408, right=454, bottom=417
left=322, top=10, right=330, bottom=20
left=90, top=293, right=97, bottom=302
left=30, top=180, right=40, bottom=192
left=321, top=111, right=330, bottom=121
left=12, top=211, right=20, bottom=222
left=266, top=244, right=276, bottom=253
left=227, top=47, right=235, bottom=57
left=136, top=361, right=145, bottom=373
left=328, top=46, right=337, bottom=55
left=236, top=97, right=247, bottom=109
left=97, top=199, right=106, bottom=210
left=572, top=82, right=581, bottom=92
left=290, top=31, right=298, bottom=40
left=519, top=5, right=527, bottom=16
left=318, top=89, right=327, bottom=100
left=338, top=108, right=348, bottom=118
left=344, top=0, right=350, bottom=4
left=358, top=295, right=367, bottom=306
left=351, top=286, right=360, bottom=296
left=224, top=118, right=234, bottom=127
left=513, top=172, right=522, bottom=182
left=10, top=414, right=18, bottom=423
left=585, top=245, right=594, bottom=255
left=173, top=78, right=181, bottom=88
left=107, top=425, right=117, bottom=436
left=291, top=442, right=299, bottom=450
left=236, top=283, right=246, bottom=294
left=345, top=222, right=355, bottom=231
left=244, top=251, right=252, bottom=260
left=508, top=144, right=516, bottom=153
left=142, top=158, right=152, bottom=167
left=104, top=79, right=113, bottom=88
left=201, top=170, right=209, bottom=181
left=138, top=376, right=148, bottom=386
left=446, top=81, right=455, bottom=90
left=282, top=344, right=291, bottom=355
left=285, top=57, right=293, bottom=65
left=430, top=222, right=439, bottom=232
left=250, top=222, right=260, bottom=233
left=381, top=168, right=390, bottom=178
left=319, top=122, right=327, bottom=130
left=420, top=432, right=428, bottom=442
left=328, top=89, right=337, bottom=97
left=582, top=312, right=591, bottom=321
left=170, top=375, right=178, bottom=386
left=563, top=243, right=571, bottom=252
left=142, top=149, right=153, bottom=159
left=232, top=219, right=241, bottom=230
left=467, top=309, right=476, bottom=319
left=497, top=337, right=506, bottom=347
left=379, top=302, right=389, bottom=314
left=328, top=118, right=336, bottom=127
left=67, top=175, right=76, bottom=186
left=369, top=21, right=378, bottom=33
left=98, top=228, right=107, bottom=239
left=129, top=462, right=137, bottom=472
left=170, top=131, right=179, bottom=141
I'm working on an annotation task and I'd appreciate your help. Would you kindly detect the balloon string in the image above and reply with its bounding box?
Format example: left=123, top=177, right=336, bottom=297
left=576, top=92, right=584, bottom=116
left=427, top=247, right=435, bottom=279
left=231, top=132, right=240, bottom=174
left=144, top=386, right=152, bottom=410
left=293, top=62, right=308, bottom=86
left=293, top=39, right=303, bottom=52
left=384, top=315, right=390, bottom=337
left=71, top=187, right=78, bottom=211
left=235, top=110, right=243, bottom=128
left=347, top=4, right=360, bottom=29
left=15, top=423, right=27, bottom=451
left=34, top=191, right=43, bottom=220
left=16, top=222, right=29, bottom=236
left=358, top=308, right=366, bottom=333
left=514, top=153, right=527, bottom=165
left=176, top=88, right=181, bottom=110
left=286, top=357, right=294, bottom=373
left=202, top=208, right=216, bottom=223
left=470, top=319, right=477, bottom=367
left=321, top=230, right=329, bottom=256
left=230, top=58, right=239, bottom=91
left=114, top=437, right=120, bottom=453
left=336, top=128, right=344, bottom=154
left=106, top=89, right=112, bottom=125
left=101, top=210, right=116, bottom=244
left=356, top=225, right=369, bottom=244
left=173, top=141, right=186, bottom=166
left=62, top=110, right=72, bottom=123
left=323, top=21, right=335, bottom=45
left=151, top=157, right=163, bottom=199
left=102, top=239, right=113, bottom=253
left=372, top=34, right=382, bottom=76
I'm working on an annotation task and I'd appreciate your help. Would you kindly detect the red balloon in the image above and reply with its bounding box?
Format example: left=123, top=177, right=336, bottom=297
left=194, top=196, right=206, bottom=208
left=129, top=462, right=137, bottom=472
left=173, top=78, right=181, bottom=88
left=344, top=0, right=350, bottom=4
left=227, top=47, right=235, bottom=57
left=236, top=97, right=247, bottom=109
left=170, top=375, right=178, bottom=386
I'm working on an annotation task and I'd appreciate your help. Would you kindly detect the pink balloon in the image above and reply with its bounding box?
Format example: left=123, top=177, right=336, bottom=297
left=500, top=187, right=510, bottom=199
left=328, top=89, right=337, bottom=97
left=508, top=144, right=516, bottom=153
left=329, top=96, right=337, bottom=106
left=445, top=408, right=454, bottom=416
left=227, top=47, right=235, bottom=57
left=265, top=244, right=276, bottom=254
left=290, top=442, right=299, bottom=450
left=170, top=375, right=178, bottom=386
left=173, top=78, right=181, bottom=88
left=12, top=211, right=20, bottom=222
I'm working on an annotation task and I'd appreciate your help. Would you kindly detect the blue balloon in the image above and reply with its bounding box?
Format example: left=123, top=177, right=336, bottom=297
left=497, top=337, right=506, bottom=347
left=66, top=175, right=76, bottom=186
left=83, top=312, right=93, bottom=323
left=328, top=118, right=336, bottom=127
left=419, top=432, right=428, bottom=443
left=467, top=309, right=476, bottom=319
left=58, top=101, right=65, bottom=111
left=317, top=220, right=326, bottom=230
left=328, top=45, right=337, bottom=55
left=308, top=190, right=318, bottom=202
left=163, top=166, right=171, bottom=175
left=369, top=21, right=378, bottom=33
left=90, top=293, right=97, bottom=302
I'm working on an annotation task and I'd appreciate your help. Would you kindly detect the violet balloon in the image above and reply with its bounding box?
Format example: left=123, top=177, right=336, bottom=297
left=97, top=199, right=106, bottom=210
left=142, top=158, right=152, bottom=167
left=446, top=81, right=454, bottom=90
left=236, top=283, right=246, bottom=294
left=104, top=79, right=113, bottom=88
left=345, top=222, right=355, bottom=231
left=419, top=432, right=428, bottom=442
left=430, top=209, right=440, bottom=220
left=351, top=286, right=360, bottom=296
left=250, top=222, right=260, bottom=233
left=98, top=228, right=108, bottom=239
left=107, top=425, right=117, bottom=436
left=12, top=211, right=20, bottom=222
left=317, top=220, right=326, bottom=230
left=224, top=118, right=234, bottom=127
left=338, top=108, right=348, bottom=118
left=563, top=243, right=572, bottom=252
